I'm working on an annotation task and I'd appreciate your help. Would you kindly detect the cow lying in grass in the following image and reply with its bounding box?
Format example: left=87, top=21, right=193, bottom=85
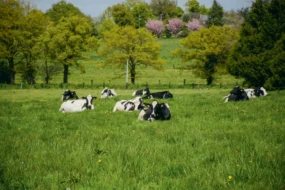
left=59, top=94, right=97, bottom=113
left=61, top=89, right=79, bottom=101
left=244, top=87, right=268, bottom=98
left=113, top=97, right=144, bottom=112
left=224, top=86, right=248, bottom=102
left=143, top=91, right=173, bottom=99
left=132, top=87, right=150, bottom=96
left=101, top=87, right=117, bottom=98
left=138, top=100, right=171, bottom=121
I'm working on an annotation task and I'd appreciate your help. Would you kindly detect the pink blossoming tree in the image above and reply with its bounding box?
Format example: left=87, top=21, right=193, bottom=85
left=166, top=18, right=183, bottom=36
left=146, top=20, right=164, bottom=37
left=186, top=19, right=202, bottom=31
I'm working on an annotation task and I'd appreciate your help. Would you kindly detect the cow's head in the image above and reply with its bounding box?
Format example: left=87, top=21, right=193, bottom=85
left=101, top=87, right=108, bottom=95
left=82, top=94, right=97, bottom=110
left=260, top=87, right=268, bottom=96
left=143, top=88, right=150, bottom=95
left=62, top=89, right=71, bottom=101
left=164, top=92, right=173, bottom=98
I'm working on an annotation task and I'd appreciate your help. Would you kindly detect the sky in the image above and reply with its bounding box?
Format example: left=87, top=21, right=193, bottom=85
left=28, top=0, right=253, bottom=18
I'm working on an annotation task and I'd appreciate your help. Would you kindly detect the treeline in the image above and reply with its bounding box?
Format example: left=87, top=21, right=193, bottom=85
left=0, top=0, right=284, bottom=89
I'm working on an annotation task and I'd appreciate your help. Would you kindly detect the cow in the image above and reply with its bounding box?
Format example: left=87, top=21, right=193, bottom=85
left=113, top=97, right=144, bottom=112
left=224, top=86, right=249, bottom=102
left=61, top=89, right=79, bottom=101
left=132, top=87, right=150, bottom=96
left=143, top=91, right=173, bottom=99
left=59, top=94, right=97, bottom=113
left=244, top=87, right=268, bottom=98
left=101, top=87, right=117, bottom=99
left=138, top=100, right=171, bottom=121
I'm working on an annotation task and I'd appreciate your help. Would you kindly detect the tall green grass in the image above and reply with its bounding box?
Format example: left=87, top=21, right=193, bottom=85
left=0, top=88, right=284, bottom=189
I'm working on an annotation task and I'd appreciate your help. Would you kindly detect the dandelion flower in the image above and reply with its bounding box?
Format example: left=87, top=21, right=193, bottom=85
left=98, top=159, right=102, bottom=163
left=228, top=176, right=233, bottom=180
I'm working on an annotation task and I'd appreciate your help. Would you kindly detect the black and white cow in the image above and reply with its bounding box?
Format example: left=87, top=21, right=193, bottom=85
left=61, top=89, right=79, bottom=101
left=59, top=94, right=97, bottom=113
left=132, top=87, right=150, bottom=96
left=224, top=86, right=249, bottom=102
left=113, top=97, right=144, bottom=112
left=101, top=87, right=117, bottom=99
left=244, top=87, right=268, bottom=98
left=138, top=100, right=171, bottom=121
left=143, top=91, right=173, bottom=99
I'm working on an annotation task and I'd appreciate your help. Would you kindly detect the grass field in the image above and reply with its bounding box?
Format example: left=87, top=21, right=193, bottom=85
left=0, top=88, right=284, bottom=189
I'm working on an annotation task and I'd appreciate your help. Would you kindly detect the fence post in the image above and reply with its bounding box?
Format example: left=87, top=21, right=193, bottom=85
left=183, top=79, right=186, bottom=86
left=192, top=83, right=195, bottom=89
left=103, top=82, right=105, bottom=88
left=91, top=80, right=93, bottom=86
left=83, top=82, right=85, bottom=88
left=169, top=82, right=171, bottom=88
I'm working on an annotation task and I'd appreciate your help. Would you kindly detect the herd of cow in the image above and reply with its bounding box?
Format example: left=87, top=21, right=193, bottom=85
left=59, top=86, right=268, bottom=121
left=59, top=87, right=173, bottom=121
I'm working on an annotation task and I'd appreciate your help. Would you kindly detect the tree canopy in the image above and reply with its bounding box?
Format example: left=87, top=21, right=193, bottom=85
left=99, top=26, right=164, bottom=84
left=207, top=0, right=224, bottom=27
left=173, top=25, right=238, bottom=85
left=227, top=0, right=285, bottom=88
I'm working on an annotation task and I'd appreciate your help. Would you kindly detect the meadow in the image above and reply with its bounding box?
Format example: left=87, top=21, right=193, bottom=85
left=0, top=38, right=284, bottom=189
left=0, top=88, right=284, bottom=189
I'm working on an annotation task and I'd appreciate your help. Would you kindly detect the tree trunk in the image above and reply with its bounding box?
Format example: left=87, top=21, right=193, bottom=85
left=63, top=64, right=68, bottom=84
left=130, top=59, right=136, bottom=84
left=207, top=75, right=213, bottom=85
left=8, top=58, right=15, bottom=84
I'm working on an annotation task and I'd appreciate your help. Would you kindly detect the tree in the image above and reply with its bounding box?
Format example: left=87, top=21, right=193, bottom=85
left=110, top=3, right=135, bottom=27
left=150, top=0, right=177, bottom=20
left=173, top=25, right=238, bottom=85
left=132, top=2, right=154, bottom=28
left=45, top=0, right=85, bottom=23
left=146, top=20, right=164, bottom=37
left=48, top=16, right=98, bottom=83
left=185, top=0, right=200, bottom=13
left=19, top=9, right=49, bottom=84
left=227, top=0, right=285, bottom=88
left=99, top=26, right=164, bottom=84
left=97, top=19, right=118, bottom=38
left=165, top=18, right=183, bottom=36
left=186, top=19, right=202, bottom=31
left=207, top=0, right=224, bottom=27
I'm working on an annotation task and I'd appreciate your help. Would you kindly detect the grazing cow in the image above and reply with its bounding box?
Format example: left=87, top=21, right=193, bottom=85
left=101, top=87, right=117, bottom=99
left=132, top=87, right=150, bottom=96
left=224, top=86, right=248, bottom=102
left=113, top=97, right=144, bottom=112
left=245, top=87, right=268, bottom=98
left=61, top=89, right=79, bottom=101
left=143, top=91, right=173, bottom=99
left=138, top=100, right=171, bottom=121
left=59, top=94, right=97, bottom=113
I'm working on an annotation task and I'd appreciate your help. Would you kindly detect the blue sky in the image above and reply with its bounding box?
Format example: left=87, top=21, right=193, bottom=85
left=29, top=0, right=253, bottom=17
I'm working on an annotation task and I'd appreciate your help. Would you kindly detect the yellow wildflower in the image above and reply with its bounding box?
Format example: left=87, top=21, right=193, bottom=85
left=228, top=176, right=233, bottom=180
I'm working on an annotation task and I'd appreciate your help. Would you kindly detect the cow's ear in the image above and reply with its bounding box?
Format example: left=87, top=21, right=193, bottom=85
left=92, top=97, right=97, bottom=100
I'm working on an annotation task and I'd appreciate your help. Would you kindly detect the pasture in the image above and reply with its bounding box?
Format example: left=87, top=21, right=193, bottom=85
left=0, top=88, right=284, bottom=189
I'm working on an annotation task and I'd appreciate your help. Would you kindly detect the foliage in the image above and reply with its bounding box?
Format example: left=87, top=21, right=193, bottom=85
left=165, top=18, right=183, bottom=36
left=97, top=19, right=118, bottom=39
left=173, top=25, right=238, bottom=85
left=207, top=0, right=224, bottom=27
left=45, top=0, right=85, bottom=24
left=99, top=26, right=164, bottom=84
left=0, top=59, right=10, bottom=83
left=110, top=3, right=135, bottom=27
left=185, top=0, right=200, bottom=13
left=186, top=19, right=202, bottom=31
left=146, top=19, right=164, bottom=37
left=150, top=0, right=177, bottom=20
left=0, top=0, right=25, bottom=84
left=132, top=2, right=154, bottom=28
left=227, top=0, right=285, bottom=88
left=46, top=16, right=98, bottom=83
left=223, top=10, right=245, bottom=31
left=0, top=89, right=284, bottom=189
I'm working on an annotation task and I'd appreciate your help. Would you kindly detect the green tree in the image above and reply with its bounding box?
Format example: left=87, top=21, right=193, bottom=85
left=99, top=26, right=164, bottom=84
left=45, top=0, right=85, bottom=23
left=227, top=0, right=285, bottom=88
left=173, top=25, right=238, bottom=85
left=48, top=16, right=98, bottom=84
left=98, top=19, right=118, bottom=38
left=150, top=0, right=177, bottom=20
left=132, top=2, right=154, bottom=28
left=0, top=0, right=25, bottom=84
left=207, top=0, right=224, bottom=27
left=185, top=0, right=200, bottom=13
left=19, top=9, right=49, bottom=84
left=111, top=3, right=135, bottom=26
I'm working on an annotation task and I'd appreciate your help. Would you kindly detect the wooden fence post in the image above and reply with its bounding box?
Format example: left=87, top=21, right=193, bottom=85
left=169, top=82, right=171, bottom=88
left=103, top=82, right=105, bottom=88
left=183, top=79, right=186, bottom=86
